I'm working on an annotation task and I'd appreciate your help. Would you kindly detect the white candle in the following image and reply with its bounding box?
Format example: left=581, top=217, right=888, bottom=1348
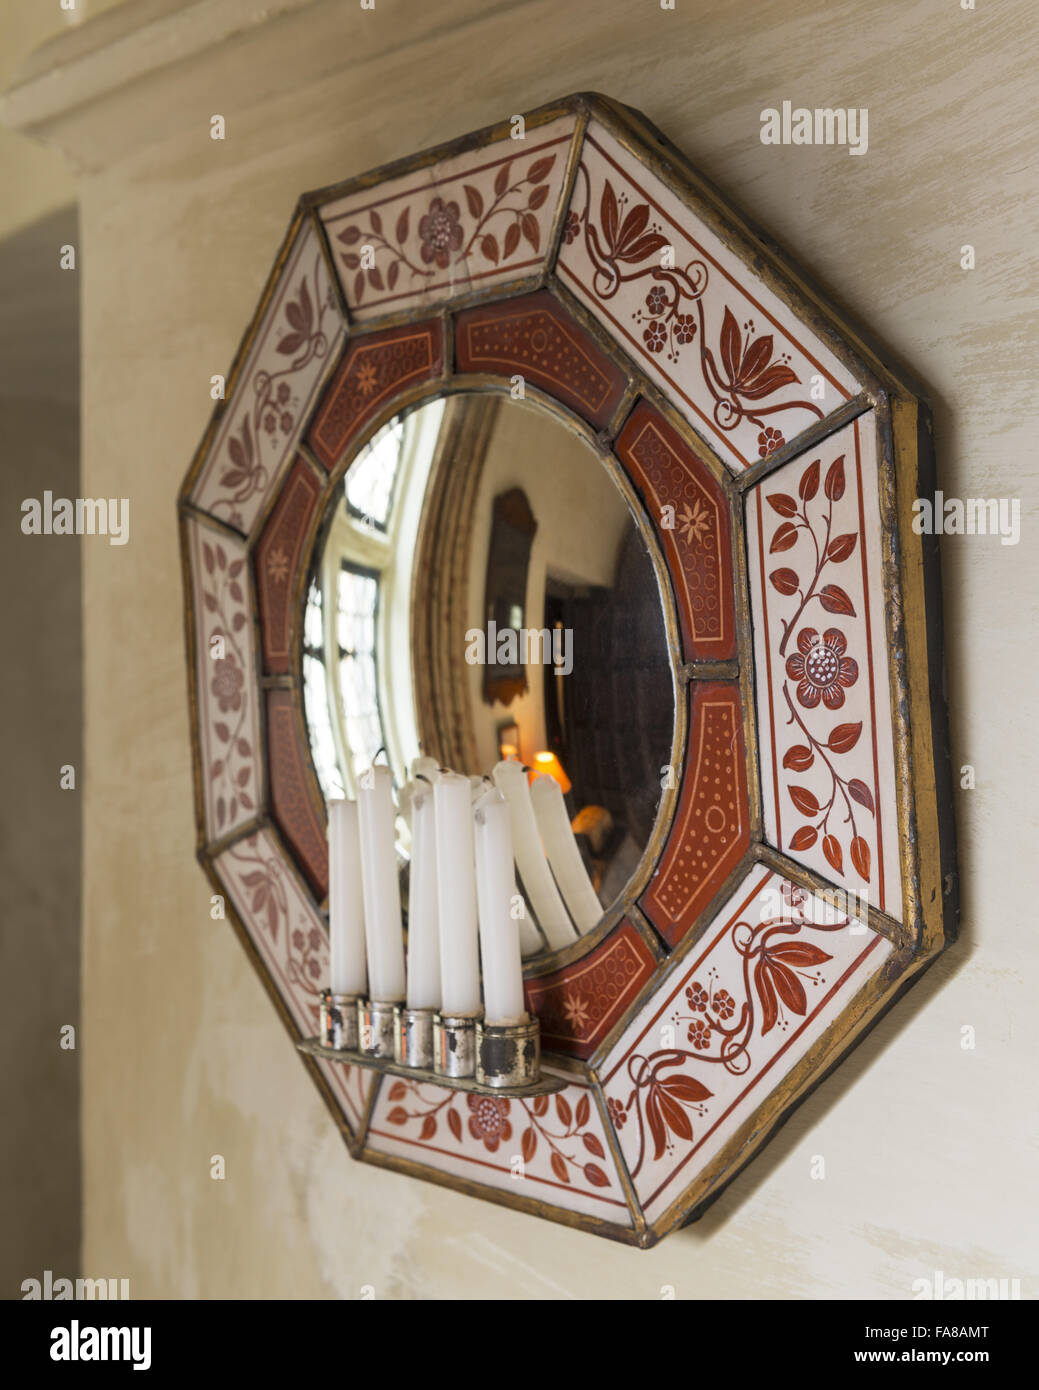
left=327, top=798, right=367, bottom=996
left=473, top=788, right=527, bottom=1023
left=530, top=773, right=603, bottom=934
left=411, top=755, right=440, bottom=781
left=432, top=771, right=482, bottom=1016
left=492, top=759, right=576, bottom=951
left=474, top=785, right=543, bottom=958
left=357, top=765, right=406, bottom=1002
left=406, top=785, right=441, bottom=1010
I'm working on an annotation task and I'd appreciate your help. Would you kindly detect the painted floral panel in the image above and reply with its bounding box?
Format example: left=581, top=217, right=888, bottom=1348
left=213, top=828, right=370, bottom=1132
left=557, top=122, right=860, bottom=473
left=190, top=221, right=344, bottom=535
left=187, top=519, right=263, bottom=842
left=366, top=1073, right=632, bottom=1226
left=746, top=412, right=902, bottom=920
left=599, top=866, right=892, bottom=1224
left=319, top=116, right=576, bottom=321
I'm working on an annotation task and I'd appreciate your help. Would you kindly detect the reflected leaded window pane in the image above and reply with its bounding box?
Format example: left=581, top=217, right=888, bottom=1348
left=336, top=564, right=383, bottom=778
left=302, top=579, right=344, bottom=800
left=344, top=417, right=405, bottom=530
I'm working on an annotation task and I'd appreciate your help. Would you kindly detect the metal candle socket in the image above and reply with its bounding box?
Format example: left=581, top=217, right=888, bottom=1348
left=433, top=1011, right=481, bottom=1079
left=359, top=999, right=398, bottom=1060
left=319, top=989, right=361, bottom=1051
left=476, top=1015, right=541, bottom=1089
left=395, top=1005, right=435, bottom=1070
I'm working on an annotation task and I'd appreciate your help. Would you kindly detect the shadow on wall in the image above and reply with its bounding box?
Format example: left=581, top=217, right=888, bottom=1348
left=0, top=205, right=81, bottom=1294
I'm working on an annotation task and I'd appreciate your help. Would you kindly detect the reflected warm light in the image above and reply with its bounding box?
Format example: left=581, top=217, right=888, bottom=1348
left=529, top=750, right=571, bottom=794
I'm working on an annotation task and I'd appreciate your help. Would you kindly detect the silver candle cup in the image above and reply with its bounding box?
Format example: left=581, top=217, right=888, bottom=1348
left=358, top=998, right=399, bottom=1060
left=433, top=1010, right=481, bottom=1079
left=319, top=989, right=361, bottom=1051
left=475, top=1014, right=541, bottom=1089
left=395, top=1005, right=436, bottom=1070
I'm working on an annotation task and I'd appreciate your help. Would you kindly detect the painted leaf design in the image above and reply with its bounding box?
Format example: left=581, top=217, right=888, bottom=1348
left=203, top=542, right=215, bottom=574
left=419, top=1115, right=437, bottom=1141
left=277, top=331, right=304, bottom=356
left=660, top=1071, right=712, bottom=1104
left=829, top=722, right=862, bottom=754
left=768, top=958, right=807, bottom=1016
left=481, top=234, right=499, bottom=264
left=367, top=267, right=384, bottom=291
left=770, top=522, right=798, bottom=553
left=386, top=1106, right=408, bottom=1126
left=737, top=333, right=772, bottom=387
left=739, top=363, right=800, bottom=400
left=521, top=1127, right=537, bottom=1163
left=520, top=211, right=540, bottom=252
left=769, top=567, right=799, bottom=596
left=582, top=1132, right=605, bottom=1158
left=395, top=207, right=409, bottom=244
left=790, top=825, right=818, bottom=850
left=531, top=1093, right=549, bottom=1117
left=825, top=455, right=846, bottom=501
left=823, top=833, right=844, bottom=874
left=851, top=835, right=872, bottom=881
left=353, top=271, right=365, bottom=303
left=555, top=1093, right=572, bottom=1127
left=550, top=1151, right=570, bottom=1184
left=600, top=180, right=619, bottom=248
left=575, top=1094, right=590, bottom=1128
left=388, top=1081, right=407, bottom=1101
left=503, top=222, right=521, bottom=259
left=527, top=154, right=556, bottom=183
left=799, top=458, right=820, bottom=501
left=214, top=722, right=230, bottom=743
left=767, top=493, right=798, bottom=518
left=720, top=306, right=742, bottom=384
left=447, top=1107, right=463, bottom=1142
left=337, top=226, right=362, bottom=246
left=464, top=185, right=483, bottom=219
left=369, top=208, right=382, bottom=235
left=789, top=785, right=820, bottom=816
left=216, top=796, right=226, bottom=828
left=848, top=778, right=876, bottom=814
left=770, top=941, right=832, bottom=967
left=239, top=791, right=254, bottom=811
left=584, top=1163, right=610, bottom=1188
left=228, top=559, right=243, bottom=579
left=819, top=584, right=856, bottom=616
left=494, top=161, right=512, bottom=198
left=754, top=957, right=779, bottom=1034
left=528, top=183, right=550, bottom=210
left=387, top=261, right=399, bottom=291
left=826, top=532, right=858, bottom=563
left=783, top=744, right=814, bottom=772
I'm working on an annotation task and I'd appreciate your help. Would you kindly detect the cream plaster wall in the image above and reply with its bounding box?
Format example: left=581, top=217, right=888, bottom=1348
left=4, top=0, right=1036, bottom=1298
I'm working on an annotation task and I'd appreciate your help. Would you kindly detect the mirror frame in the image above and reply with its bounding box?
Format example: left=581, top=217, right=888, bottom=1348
left=178, top=92, right=957, bottom=1247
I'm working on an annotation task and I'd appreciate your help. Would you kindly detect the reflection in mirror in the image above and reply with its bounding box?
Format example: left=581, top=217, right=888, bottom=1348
left=303, top=393, right=675, bottom=957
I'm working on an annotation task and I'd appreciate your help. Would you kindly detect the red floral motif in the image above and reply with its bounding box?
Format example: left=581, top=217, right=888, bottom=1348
left=758, top=426, right=785, bottom=457
left=615, top=890, right=848, bottom=1178
left=335, top=151, right=557, bottom=303
left=211, top=254, right=335, bottom=527
left=227, top=841, right=325, bottom=1019
left=382, top=1082, right=613, bottom=1189
left=570, top=168, right=823, bottom=439
left=418, top=196, right=464, bottom=269
left=210, top=656, right=244, bottom=713
left=199, top=537, right=255, bottom=832
left=764, top=452, right=875, bottom=882
left=466, top=1094, right=513, bottom=1152
left=562, top=209, right=581, bottom=244
left=785, top=627, right=858, bottom=710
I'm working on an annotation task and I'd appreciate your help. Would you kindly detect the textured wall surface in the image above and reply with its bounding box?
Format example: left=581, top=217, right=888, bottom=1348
left=3, top=0, right=1035, bottom=1298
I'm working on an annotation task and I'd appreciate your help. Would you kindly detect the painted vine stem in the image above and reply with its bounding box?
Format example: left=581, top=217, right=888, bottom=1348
left=611, top=892, right=849, bottom=1179
left=569, top=165, right=823, bottom=443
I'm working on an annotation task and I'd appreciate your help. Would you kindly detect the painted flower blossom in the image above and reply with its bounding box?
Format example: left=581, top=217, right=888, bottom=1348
left=466, top=1094, right=513, bottom=1152
left=643, top=320, right=667, bottom=353
left=713, top=989, right=736, bottom=1020
left=687, top=1019, right=712, bottom=1050
left=785, top=627, right=858, bottom=710
left=757, top=426, right=785, bottom=458
left=418, top=196, right=464, bottom=269
left=211, top=656, right=244, bottom=713
left=685, top=981, right=709, bottom=1012
left=563, top=210, right=581, bottom=244
left=607, top=1097, right=627, bottom=1130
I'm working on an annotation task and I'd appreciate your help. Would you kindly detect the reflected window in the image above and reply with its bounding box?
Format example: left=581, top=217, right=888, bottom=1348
left=345, top=417, right=405, bottom=530
left=336, top=563, right=382, bottom=778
